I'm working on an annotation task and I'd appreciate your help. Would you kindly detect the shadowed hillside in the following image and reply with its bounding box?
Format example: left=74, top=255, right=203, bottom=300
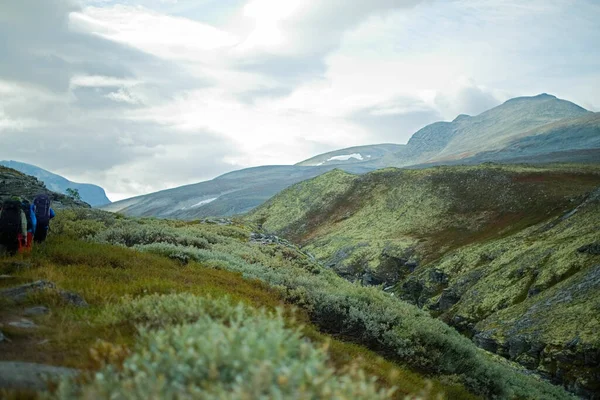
left=0, top=166, right=90, bottom=209
left=247, top=163, right=600, bottom=397
left=0, top=161, right=111, bottom=207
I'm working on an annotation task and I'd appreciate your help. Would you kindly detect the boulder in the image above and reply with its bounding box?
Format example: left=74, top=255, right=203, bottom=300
left=439, top=288, right=461, bottom=311
left=0, top=281, right=56, bottom=303
left=578, top=242, right=600, bottom=255
left=8, top=318, right=36, bottom=329
left=0, top=362, right=78, bottom=391
left=59, top=290, right=88, bottom=308
left=24, top=306, right=50, bottom=316
left=0, top=280, right=88, bottom=308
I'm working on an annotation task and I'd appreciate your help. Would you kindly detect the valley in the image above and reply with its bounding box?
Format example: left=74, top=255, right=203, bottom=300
left=248, top=163, right=600, bottom=397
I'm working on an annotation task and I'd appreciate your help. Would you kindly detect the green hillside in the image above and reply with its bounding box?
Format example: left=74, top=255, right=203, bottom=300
left=0, top=208, right=575, bottom=399
left=247, top=163, right=600, bottom=397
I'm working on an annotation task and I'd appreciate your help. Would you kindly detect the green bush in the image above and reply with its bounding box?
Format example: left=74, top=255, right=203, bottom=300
left=55, top=295, right=396, bottom=400
left=95, top=225, right=211, bottom=249
left=101, top=293, right=252, bottom=328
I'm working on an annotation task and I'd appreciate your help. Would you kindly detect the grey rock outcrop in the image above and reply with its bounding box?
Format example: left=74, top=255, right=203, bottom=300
left=24, top=306, right=50, bottom=316
left=0, top=362, right=78, bottom=391
left=8, top=318, right=37, bottom=329
left=0, top=280, right=56, bottom=303
left=0, top=280, right=88, bottom=307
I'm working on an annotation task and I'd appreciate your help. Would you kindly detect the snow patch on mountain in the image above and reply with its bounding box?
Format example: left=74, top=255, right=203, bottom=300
left=192, top=197, right=218, bottom=208
left=327, top=153, right=364, bottom=162
left=179, top=197, right=219, bottom=211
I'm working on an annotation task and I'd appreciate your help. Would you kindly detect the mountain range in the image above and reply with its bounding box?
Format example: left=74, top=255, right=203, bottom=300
left=0, top=161, right=111, bottom=207
left=103, top=93, right=600, bottom=219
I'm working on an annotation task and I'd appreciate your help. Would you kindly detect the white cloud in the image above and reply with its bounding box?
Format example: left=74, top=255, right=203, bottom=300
left=70, top=75, right=140, bottom=88
left=70, top=5, right=240, bottom=60
left=105, top=87, right=142, bottom=104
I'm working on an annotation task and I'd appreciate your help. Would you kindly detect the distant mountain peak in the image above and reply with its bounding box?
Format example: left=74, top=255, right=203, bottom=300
left=504, top=93, right=558, bottom=103
left=452, top=114, right=471, bottom=122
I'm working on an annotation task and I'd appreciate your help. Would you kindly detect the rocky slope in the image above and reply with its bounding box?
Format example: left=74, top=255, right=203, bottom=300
left=421, top=94, right=589, bottom=162
left=414, top=112, right=600, bottom=167
left=0, top=166, right=90, bottom=209
left=247, top=163, right=600, bottom=398
left=0, top=161, right=111, bottom=207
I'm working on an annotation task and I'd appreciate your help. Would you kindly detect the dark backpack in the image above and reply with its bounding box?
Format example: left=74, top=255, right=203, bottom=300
left=34, top=194, right=51, bottom=223
left=0, top=200, right=23, bottom=242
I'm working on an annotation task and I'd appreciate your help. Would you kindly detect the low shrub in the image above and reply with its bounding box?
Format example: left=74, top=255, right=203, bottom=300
left=101, top=293, right=252, bottom=328
left=54, top=295, right=397, bottom=400
left=95, top=225, right=211, bottom=249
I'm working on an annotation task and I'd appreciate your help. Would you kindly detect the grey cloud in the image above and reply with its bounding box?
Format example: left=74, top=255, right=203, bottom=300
left=351, top=101, right=442, bottom=143
left=0, top=118, right=242, bottom=195
left=236, top=55, right=326, bottom=104
left=0, top=122, right=158, bottom=172
left=233, top=0, right=425, bottom=99
left=435, top=85, right=501, bottom=119
left=0, top=0, right=204, bottom=93
left=237, top=86, right=296, bottom=105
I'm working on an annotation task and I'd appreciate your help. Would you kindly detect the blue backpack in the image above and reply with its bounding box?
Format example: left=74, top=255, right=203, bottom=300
left=34, top=194, right=51, bottom=223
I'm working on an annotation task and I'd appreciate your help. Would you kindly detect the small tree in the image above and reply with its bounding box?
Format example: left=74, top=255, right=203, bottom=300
left=66, top=188, right=82, bottom=201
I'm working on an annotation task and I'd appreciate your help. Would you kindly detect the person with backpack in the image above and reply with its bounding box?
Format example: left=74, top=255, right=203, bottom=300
left=0, top=197, right=28, bottom=256
left=33, top=194, right=55, bottom=244
left=21, top=199, right=37, bottom=251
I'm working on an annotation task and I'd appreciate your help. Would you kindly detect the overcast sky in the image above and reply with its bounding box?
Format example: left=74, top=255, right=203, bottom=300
left=1, top=0, right=599, bottom=200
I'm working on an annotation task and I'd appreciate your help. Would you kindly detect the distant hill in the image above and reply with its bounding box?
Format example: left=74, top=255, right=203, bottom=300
left=415, top=93, right=589, bottom=163
left=432, top=112, right=600, bottom=166
left=106, top=94, right=599, bottom=219
left=0, top=161, right=111, bottom=207
left=103, top=164, right=373, bottom=220
left=247, top=163, right=600, bottom=396
left=0, top=165, right=90, bottom=209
